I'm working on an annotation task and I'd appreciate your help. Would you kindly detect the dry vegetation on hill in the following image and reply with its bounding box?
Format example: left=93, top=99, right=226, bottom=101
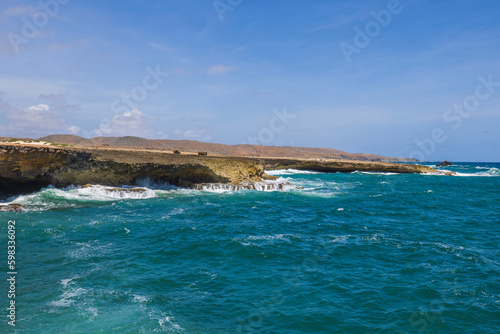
left=39, top=135, right=416, bottom=162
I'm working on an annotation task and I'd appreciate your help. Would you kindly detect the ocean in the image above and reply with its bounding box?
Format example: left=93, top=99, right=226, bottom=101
left=1, top=162, right=499, bottom=333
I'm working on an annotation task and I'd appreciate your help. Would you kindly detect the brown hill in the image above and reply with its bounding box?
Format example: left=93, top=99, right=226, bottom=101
left=40, top=134, right=415, bottom=162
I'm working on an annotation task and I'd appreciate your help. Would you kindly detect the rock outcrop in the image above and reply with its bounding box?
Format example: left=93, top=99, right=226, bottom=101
left=0, top=203, right=26, bottom=212
left=259, top=158, right=437, bottom=174
left=437, top=161, right=453, bottom=167
left=0, top=144, right=264, bottom=199
left=0, top=143, right=439, bottom=199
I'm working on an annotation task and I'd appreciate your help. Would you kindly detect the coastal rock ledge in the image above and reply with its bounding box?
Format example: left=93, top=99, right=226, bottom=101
left=0, top=143, right=438, bottom=198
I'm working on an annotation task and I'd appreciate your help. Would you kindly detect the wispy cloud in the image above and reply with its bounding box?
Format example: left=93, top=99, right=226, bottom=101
left=207, top=65, right=234, bottom=76
left=183, top=128, right=212, bottom=141
left=148, top=42, right=176, bottom=54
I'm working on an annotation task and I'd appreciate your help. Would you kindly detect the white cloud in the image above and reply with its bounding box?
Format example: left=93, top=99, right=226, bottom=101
left=0, top=93, right=81, bottom=138
left=27, top=104, right=50, bottom=112
left=68, top=125, right=81, bottom=134
left=207, top=65, right=234, bottom=76
left=95, top=108, right=152, bottom=137
left=183, top=128, right=212, bottom=141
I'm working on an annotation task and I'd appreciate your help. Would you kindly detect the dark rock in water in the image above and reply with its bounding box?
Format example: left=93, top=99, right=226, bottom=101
left=0, top=204, right=26, bottom=212
left=437, top=161, right=453, bottom=167
left=105, top=187, right=148, bottom=193
left=192, top=181, right=295, bottom=192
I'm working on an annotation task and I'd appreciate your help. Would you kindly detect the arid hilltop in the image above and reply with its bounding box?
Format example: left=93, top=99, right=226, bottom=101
left=38, top=135, right=416, bottom=162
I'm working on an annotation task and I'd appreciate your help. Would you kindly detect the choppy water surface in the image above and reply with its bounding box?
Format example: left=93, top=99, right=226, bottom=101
left=1, top=163, right=499, bottom=333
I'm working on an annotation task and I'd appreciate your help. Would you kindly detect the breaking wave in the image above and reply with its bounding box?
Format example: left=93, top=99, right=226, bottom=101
left=193, top=178, right=297, bottom=192
left=266, top=169, right=324, bottom=176
left=425, top=167, right=500, bottom=177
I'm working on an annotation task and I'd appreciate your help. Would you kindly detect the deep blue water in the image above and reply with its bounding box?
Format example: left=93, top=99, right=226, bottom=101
left=1, top=163, right=499, bottom=333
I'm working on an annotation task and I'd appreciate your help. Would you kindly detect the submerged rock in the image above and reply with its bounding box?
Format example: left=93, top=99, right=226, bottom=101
left=437, top=161, right=453, bottom=167
left=78, top=185, right=157, bottom=199
left=0, top=203, right=26, bottom=212
left=192, top=181, right=298, bottom=192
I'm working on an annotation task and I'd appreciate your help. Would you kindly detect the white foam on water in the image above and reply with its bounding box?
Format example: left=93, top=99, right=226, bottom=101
left=247, top=234, right=295, bottom=242
left=135, top=176, right=177, bottom=190
left=132, top=294, right=150, bottom=303
left=361, top=171, right=400, bottom=175
left=61, top=277, right=78, bottom=288
left=77, top=185, right=157, bottom=199
left=265, top=169, right=324, bottom=176
left=51, top=286, right=87, bottom=307
left=67, top=241, right=114, bottom=260
left=154, top=312, right=184, bottom=332
left=454, top=167, right=500, bottom=177
left=87, top=307, right=98, bottom=318
left=161, top=208, right=185, bottom=220
left=283, top=177, right=347, bottom=198
left=194, top=178, right=297, bottom=193
left=237, top=233, right=304, bottom=247
left=7, top=184, right=160, bottom=211
left=423, top=167, right=500, bottom=177
left=422, top=171, right=448, bottom=176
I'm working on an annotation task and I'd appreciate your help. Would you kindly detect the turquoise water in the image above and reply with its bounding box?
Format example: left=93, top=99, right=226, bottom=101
left=1, top=163, right=499, bottom=333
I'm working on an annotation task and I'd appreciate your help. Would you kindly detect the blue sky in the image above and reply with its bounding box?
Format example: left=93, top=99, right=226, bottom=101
left=0, top=0, right=499, bottom=161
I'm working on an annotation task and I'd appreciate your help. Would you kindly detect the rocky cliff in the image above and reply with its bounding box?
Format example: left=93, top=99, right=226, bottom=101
left=259, top=158, right=436, bottom=174
left=0, top=143, right=437, bottom=199
left=0, top=144, right=264, bottom=199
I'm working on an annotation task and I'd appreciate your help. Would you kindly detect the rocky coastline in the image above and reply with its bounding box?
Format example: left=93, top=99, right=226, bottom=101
left=0, top=143, right=439, bottom=201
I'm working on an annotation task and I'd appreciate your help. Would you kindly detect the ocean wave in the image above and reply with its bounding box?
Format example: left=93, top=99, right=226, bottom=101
left=194, top=178, right=297, bottom=192
left=360, top=171, right=400, bottom=175
left=424, top=167, right=500, bottom=177
left=235, top=233, right=303, bottom=247
left=7, top=185, right=161, bottom=210
left=51, top=278, right=88, bottom=308
left=135, top=176, right=178, bottom=190
left=77, top=185, right=158, bottom=199
left=68, top=241, right=114, bottom=260
left=265, top=169, right=324, bottom=176
left=454, top=167, right=500, bottom=177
